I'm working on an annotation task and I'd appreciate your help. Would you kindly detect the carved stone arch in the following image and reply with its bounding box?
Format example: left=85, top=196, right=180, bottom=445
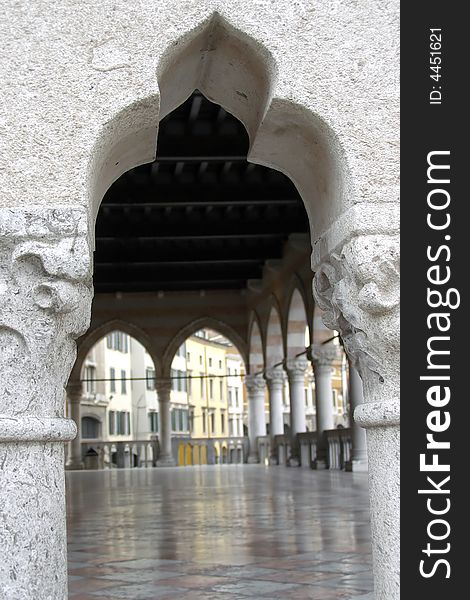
left=70, top=319, right=160, bottom=381
left=162, top=316, right=248, bottom=377
left=88, top=12, right=352, bottom=248
left=247, top=311, right=265, bottom=374
left=264, top=296, right=285, bottom=369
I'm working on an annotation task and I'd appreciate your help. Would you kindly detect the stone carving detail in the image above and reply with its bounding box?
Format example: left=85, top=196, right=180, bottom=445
left=309, top=344, right=338, bottom=369
left=285, top=358, right=309, bottom=381
left=0, top=207, right=93, bottom=418
left=313, top=234, right=399, bottom=387
left=156, top=379, right=172, bottom=399
left=245, top=374, right=266, bottom=394
left=264, top=368, right=286, bottom=387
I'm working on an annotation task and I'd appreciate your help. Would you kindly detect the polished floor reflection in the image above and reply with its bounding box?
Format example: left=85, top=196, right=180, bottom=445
left=67, top=466, right=373, bottom=599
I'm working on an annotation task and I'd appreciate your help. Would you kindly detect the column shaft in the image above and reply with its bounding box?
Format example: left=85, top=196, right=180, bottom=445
left=347, top=362, right=368, bottom=471
left=312, top=229, right=400, bottom=598
left=245, top=375, right=267, bottom=463
left=310, top=345, right=337, bottom=469
left=156, top=381, right=175, bottom=466
left=265, top=368, right=286, bottom=464
left=0, top=205, right=92, bottom=598
left=66, top=382, right=84, bottom=470
left=286, top=359, right=308, bottom=466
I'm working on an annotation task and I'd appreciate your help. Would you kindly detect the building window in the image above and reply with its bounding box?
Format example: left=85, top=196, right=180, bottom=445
left=115, top=411, right=130, bottom=435
left=107, top=332, right=129, bottom=353
left=209, top=357, right=212, bottom=367
left=108, top=411, right=115, bottom=435
left=229, top=418, right=234, bottom=436
left=187, top=373, right=192, bottom=397
left=332, top=389, right=338, bottom=409
left=209, top=379, right=214, bottom=399
left=146, top=368, right=156, bottom=391
left=180, top=371, right=187, bottom=393
left=149, top=411, right=159, bottom=433
left=200, top=377, right=204, bottom=398
left=210, top=412, right=215, bottom=433
left=189, top=410, right=194, bottom=432
left=187, top=351, right=191, bottom=362
left=228, top=388, right=233, bottom=406
left=221, top=411, right=225, bottom=434
left=199, top=355, right=202, bottom=365
left=219, top=380, right=223, bottom=399
left=121, top=370, right=127, bottom=394
left=235, top=388, right=239, bottom=407
left=84, top=366, right=96, bottom=394
left=171, top=408, right=189, bottom=432
left=82, top=416, right=100, bottom=439
left=202, top=409, right=207, bottom=433
left=108, top=411, right=129, bottom=435
left=110, top=368, right=116, bottom=393
left=219, top=360, right=222, bottom=369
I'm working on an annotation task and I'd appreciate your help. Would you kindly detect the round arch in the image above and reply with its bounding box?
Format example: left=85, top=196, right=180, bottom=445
left=70, top=319, right=160, bottom=382
left=162, top=317, right=248, bottom=377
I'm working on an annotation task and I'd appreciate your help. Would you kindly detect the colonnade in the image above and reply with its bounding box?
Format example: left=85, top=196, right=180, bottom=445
left=242, top=345, right=367, bottom=468
left=67, top=341, right=367, bottom=471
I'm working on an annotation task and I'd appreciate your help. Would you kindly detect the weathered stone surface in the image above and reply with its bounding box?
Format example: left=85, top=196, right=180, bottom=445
left=0, top=2, right=399, bottom=598
left=313, top=233, right=400, bottom=599
left=0, top=206, right=93, bottom=599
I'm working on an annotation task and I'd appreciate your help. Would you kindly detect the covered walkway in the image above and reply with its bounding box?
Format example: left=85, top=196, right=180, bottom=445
left=67, top=466, right=372, bottom=599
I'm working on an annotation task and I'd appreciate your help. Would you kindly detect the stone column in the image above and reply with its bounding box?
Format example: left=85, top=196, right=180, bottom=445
left=66, top=381, right=84, bottom=470
left=0, top=206, right=93, bottom=599
left=285, top=358, right=309, bottom=466
left=346, top=361, right=368, bottom=471
left=310, top=344, right=337, bottom=469
left=313, top=232, right=400, bottom=600
left=156, top=379, right=175, bottom=466
left=265, top=367, right=286, bottom=464
left=245, top=374, right=267, bottom=463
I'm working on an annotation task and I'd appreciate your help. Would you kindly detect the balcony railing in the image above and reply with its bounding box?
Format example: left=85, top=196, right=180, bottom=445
left=81, top=436, right=249, bottom=469
left=324, top=428, right=352, bottom=470
left=79, top=429, right=352, bottom=470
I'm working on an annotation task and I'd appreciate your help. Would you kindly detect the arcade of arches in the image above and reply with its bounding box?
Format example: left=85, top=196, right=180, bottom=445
left=0, top=3, right=399, bottom=600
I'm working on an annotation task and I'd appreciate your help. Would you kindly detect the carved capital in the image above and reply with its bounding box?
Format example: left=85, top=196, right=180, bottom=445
left=313, top=234, right=399, bottom=394
left=309, top=344, right=338, bottom=369
left=285, top=359, right=309, bottom=381
left=264, top=367, right=286, bottom=388
left=156, top=379, right=172, bottom=400
left=245, top=374, right=266, bottom=395
left=0, top=206, right=93, bottom=418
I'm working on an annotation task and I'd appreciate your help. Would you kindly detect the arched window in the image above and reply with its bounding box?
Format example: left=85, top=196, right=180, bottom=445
left=81, top=416, right=100, bottom=439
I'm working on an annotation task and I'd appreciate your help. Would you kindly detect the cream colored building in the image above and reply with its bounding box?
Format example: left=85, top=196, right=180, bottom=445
left=79, top=329, right=246, bottom=455
left=186, top=330, right=239, bottom=439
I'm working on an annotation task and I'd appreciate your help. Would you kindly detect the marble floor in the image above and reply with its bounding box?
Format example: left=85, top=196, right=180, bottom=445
left=66, top=466, right=373, bottom=600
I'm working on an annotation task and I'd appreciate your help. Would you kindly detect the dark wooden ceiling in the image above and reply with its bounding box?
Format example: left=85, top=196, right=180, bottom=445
left=94, top=92, right=309, bottom=292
